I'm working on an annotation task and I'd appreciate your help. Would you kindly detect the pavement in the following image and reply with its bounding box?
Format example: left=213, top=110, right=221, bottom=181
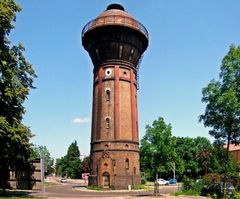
left=3, top=177, right=206, bottom=199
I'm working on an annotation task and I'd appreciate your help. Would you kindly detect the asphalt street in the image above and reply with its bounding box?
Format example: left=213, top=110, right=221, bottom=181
left=28, top=179, right=206, bottom=199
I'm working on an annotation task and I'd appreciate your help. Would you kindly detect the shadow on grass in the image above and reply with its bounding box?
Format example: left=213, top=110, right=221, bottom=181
left=0, top=189, right=39, bottom=198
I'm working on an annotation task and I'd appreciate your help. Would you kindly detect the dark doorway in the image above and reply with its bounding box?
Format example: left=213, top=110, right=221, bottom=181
left=102, top=172, right=110, bottom=188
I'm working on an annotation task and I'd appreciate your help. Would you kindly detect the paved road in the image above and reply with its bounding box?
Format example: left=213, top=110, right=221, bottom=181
left=31, top=180, right=180, bottom=198
left=30, top=180, right=206, bottom=199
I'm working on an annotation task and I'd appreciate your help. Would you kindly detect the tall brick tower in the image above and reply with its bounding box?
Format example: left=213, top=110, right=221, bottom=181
left=82, top=4, right=148, bottom=189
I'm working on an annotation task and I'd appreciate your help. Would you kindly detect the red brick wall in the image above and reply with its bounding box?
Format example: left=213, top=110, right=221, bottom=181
left=89, top=63, right=141, bottom=189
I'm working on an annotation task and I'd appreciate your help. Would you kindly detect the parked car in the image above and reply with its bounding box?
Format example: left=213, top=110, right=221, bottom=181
left=156, top=178, right=169, bottom=185
left=201, top=182, right=235, bottom=197
left=168, top=179, right=177, bottom=185
left=60, top=178, right=67, bottom=183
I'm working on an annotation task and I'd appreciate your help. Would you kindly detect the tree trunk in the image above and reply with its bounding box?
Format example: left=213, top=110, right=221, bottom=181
left=223, top=129, right=231, bottom=196
left=0, top=166, right=9, bottom=195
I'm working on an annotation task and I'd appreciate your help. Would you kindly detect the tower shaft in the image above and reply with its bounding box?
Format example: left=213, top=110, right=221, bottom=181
left=89, top=62, right=140, bottom=189
left=82, top=4, right=148, bottom=189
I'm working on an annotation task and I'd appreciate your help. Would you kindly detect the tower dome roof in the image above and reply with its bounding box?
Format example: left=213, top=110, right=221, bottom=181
left=82, top=4, right=148, bottom=39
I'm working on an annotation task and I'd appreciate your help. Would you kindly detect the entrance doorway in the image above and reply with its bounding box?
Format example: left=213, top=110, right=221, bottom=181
left=102, top=172, right=110, bottom=188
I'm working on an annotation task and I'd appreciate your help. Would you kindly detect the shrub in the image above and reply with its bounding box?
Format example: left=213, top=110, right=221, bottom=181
left=141, top=176, right=147, bottom=185
left=182, top=177, right=204, bottom=194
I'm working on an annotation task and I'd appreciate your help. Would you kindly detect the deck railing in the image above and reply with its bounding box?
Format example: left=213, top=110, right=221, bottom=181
left=82, top=15, right=148, bottom=39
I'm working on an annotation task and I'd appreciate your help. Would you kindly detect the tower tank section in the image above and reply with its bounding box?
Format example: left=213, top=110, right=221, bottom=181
left=82, top=4, right=148, bottom=189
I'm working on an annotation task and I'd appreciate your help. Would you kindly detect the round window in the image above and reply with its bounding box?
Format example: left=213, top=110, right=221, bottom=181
left=105, top=68, right=112, bottom=76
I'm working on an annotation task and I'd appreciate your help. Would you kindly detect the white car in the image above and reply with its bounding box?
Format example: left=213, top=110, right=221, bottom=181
left=156, top=178, right=169, bottom=185
left=60, top=178, right=67, bottom=183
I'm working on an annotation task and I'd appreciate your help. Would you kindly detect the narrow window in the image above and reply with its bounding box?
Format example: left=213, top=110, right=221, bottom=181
left=106, top=117, right=110, bottom=129
left=106, top=90, right=110, bottom=101
left=133, top=167, right=136, bottom=175
left=119, top=45, right=123, bottom=58
left=125, top=159, right=129, bottom=170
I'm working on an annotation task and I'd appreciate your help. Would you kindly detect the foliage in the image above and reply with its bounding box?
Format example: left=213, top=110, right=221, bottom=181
left=141, top=175, right=147, bottom=185
left=140, top=117, right=177, bottom=180
left=86, top=186, right=102, bottom=191
left=132, top=184, right=146, bottom=190
left=182, top=177, right=204, bottom=193
left=0, top=0, right=36, bottom=192
left=140, top=117, right=238, bottom=181
left=175, top=136, right=215, bottom=179
left=200, top=45, right=240, bottom=177
left=174, top=190, right=199, bottom=196
left=30, top=145, right=54, bottom=175
left=55, top=140, right=83, bottom=179
left=66, top=140, right=80, bottom=161
left=83, top=156, right=90, bottom=173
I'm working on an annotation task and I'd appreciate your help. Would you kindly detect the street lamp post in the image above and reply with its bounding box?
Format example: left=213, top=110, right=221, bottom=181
left=80, top=155, right=87, bottom=183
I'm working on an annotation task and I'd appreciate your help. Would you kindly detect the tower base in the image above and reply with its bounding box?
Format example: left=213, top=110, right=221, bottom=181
left=88, top=174, right=141, bottom=190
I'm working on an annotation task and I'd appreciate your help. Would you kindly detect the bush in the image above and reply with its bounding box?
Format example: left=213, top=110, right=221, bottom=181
left=202, top=173, right=223, bottom=185
left=182, top=177, right=204, bottom=194
left=141, top=176, right=147, bottom=185
left=174, top=190, right=199, bottom=196
left=86, top=186, right=101, bottom=191
left=132, top=184, right=145, bottom=190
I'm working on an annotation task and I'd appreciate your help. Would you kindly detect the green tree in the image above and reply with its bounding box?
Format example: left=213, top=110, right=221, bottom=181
left=55, top=140, right=83, bottom=179
left=140, top=117, right=178, bottom=180
left=208, top=143, right=234, bottom=175
left=199, top=45, right=240, bottom=179
left=175, top=136, right=215, bottom=179
left=30, top=145, right=54, bottom=175
left=176, top=137, right=199, bottom=178
left=66, top=140, right=80, bottom=161
left=195, top=137, right=213, bottom=176
left=0, top=0, right=36, bottom=192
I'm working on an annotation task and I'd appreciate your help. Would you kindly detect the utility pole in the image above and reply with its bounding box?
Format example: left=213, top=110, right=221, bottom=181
left=172, top=162, right=176, bottom=182
left=40, top=155, right=45, bottom=196
left=154, top=173, right=160, bottom=196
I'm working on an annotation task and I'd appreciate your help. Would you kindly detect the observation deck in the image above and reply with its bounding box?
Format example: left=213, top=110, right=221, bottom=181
left=82, top=4, right=148, bottom=40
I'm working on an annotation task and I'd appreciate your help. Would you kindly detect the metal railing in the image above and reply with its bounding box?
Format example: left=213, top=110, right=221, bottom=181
left=82, top=15, right=148, bottom=39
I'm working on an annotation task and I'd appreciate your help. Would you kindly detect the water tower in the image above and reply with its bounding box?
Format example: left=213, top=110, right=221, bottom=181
left=82, top=3, right=148, bottom=189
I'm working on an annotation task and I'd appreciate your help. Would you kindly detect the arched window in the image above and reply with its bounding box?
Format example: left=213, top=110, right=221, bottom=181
left=106, top=89, right=110, bottom=101
left=125, top=158, right=129, bottom=170
left=106, top=117, right=110, bottom=129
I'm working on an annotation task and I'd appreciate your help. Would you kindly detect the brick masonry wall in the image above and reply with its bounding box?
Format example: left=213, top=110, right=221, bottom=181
left=89, top=63, right=141, bottom=189
left=8, top=160, right=41, bottom=190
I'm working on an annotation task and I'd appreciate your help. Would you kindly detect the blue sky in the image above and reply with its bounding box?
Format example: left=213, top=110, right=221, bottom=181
left=11, top=0, right=240, bottom=159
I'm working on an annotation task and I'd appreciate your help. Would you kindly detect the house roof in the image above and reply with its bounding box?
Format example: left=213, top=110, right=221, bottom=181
left=225, top=144, right=240, bottom=151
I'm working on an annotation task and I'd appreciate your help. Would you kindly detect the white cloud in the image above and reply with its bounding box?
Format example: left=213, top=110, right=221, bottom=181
left=72, top=117, right=90, bottom=124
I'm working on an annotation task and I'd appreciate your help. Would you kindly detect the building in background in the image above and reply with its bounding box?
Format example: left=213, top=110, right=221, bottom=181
left=7, top=159, right=41, bottom=190
left=82, top=4, right=148, bottom=189
left=227, top=145, right=240, bottom=163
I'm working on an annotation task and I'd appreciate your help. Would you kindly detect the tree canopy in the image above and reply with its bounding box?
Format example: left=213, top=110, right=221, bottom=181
left=140, top=117, right=238, bottom=181
left=140, top=117, right=177, bottom=180
left=200, top=45, right=240, bottom=146
left=200, top=45, right=240, bottom=177
left=0, top=0, right=36, bottom=191
left=30, top=145, right=54, bottom=175
left=55, top=140, right=83, bottom=179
